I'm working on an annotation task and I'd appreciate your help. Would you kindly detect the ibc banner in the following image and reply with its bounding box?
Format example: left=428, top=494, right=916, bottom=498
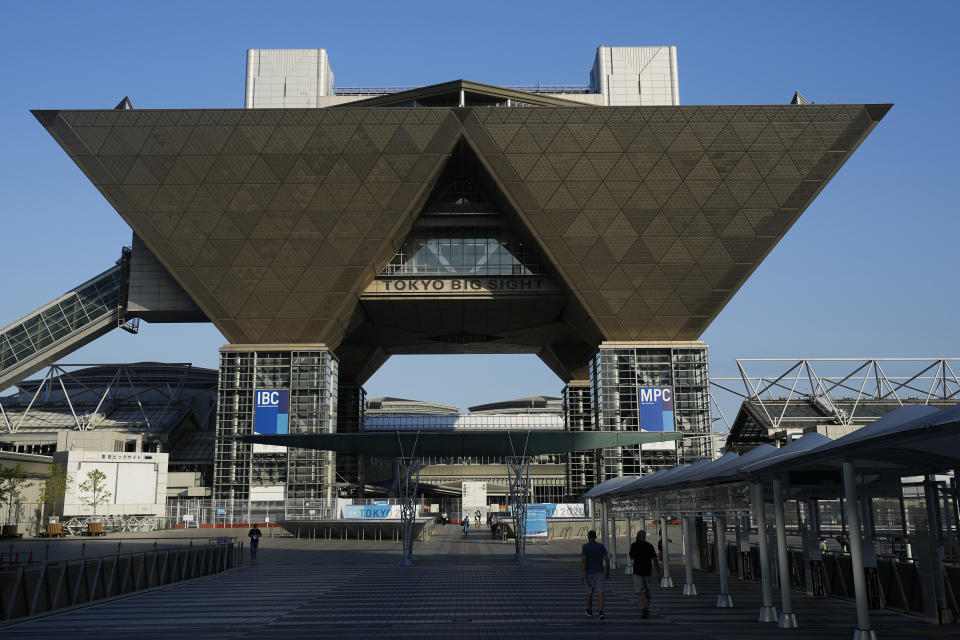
left=254, top=390, right=289, bottom=435
left=637, top=386, right=675, bottom=432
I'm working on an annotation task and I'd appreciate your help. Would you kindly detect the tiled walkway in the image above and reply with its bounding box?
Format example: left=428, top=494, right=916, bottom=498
left=2, top=526, right=955, bottom=639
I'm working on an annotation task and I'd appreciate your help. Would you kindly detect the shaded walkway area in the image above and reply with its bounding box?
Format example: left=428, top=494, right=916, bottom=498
left=2, top=527, right=955, bottom=639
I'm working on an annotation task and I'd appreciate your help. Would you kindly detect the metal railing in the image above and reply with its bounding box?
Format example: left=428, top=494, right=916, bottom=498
left=0, top=538, right=240, bottom=621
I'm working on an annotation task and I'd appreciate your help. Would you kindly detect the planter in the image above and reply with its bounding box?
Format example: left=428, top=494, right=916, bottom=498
left=45, top=523, right=63, bottom=536
left=87, top=521, right=105, bottom=535
left=2, top=524, right=19, bottom=537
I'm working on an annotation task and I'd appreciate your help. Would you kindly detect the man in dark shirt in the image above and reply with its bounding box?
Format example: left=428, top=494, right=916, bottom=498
left=580, top=530, right=610, bottom=618
left=629, top=530, right=660, bottom=618
left=248, top=523, right=263, bottom=560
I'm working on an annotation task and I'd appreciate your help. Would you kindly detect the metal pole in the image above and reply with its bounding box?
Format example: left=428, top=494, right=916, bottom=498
left=715, top=515, right=733, bottom=607
left=806, top=498, right=820, bottom=597
left=600, top=501, right=608, bottom=550
left=625, top=516, right=633, bottom=574
left=842, top=461, right=874, bottom=640
left=750, top=482, right=777, bottom=622
left=609, top=510, right=618, bottom=570
left=682, top=516, right=697, bottom=595
left=772, top=477, right=798, bottom=627
left=659, top=515, right=674, bottom=587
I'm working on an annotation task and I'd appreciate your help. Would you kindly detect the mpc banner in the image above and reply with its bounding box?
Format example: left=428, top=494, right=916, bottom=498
left=637, top=386, right=674, bottom=432
left=254, top=390, right=289, bottom=435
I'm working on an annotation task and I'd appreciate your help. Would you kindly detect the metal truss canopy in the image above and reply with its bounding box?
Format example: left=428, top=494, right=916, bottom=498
left=242, top=430, right=681, bottom=457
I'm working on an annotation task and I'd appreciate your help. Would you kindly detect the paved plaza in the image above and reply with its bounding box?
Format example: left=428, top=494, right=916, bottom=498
left=2, top=526, right=954, bottom=639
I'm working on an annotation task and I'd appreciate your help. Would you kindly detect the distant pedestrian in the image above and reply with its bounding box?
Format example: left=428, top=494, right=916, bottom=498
left=490, top=513, right=499, bottom=539
left=580, top=530, right=610, bottom=619
left=629, top=530, right=659, bottom=619
left=819, top=537, right=828, bottom=554
left=475, top=509, right=481, bottom=527
left=463, top=513, right=470, bottom=537
left=248, top=523, right=263, bottom=560
left=442, top=511, right=448, bottom=526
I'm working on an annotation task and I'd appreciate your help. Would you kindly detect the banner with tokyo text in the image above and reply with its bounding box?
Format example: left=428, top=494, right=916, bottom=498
left=254, top=390, right=289, bottom=435
left=637, top=386, right=675, bottom=432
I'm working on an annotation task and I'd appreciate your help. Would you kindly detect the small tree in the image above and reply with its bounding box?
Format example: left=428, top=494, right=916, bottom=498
left=38, top=463, right=72, bottom=519
left=0, top=464, right=34, bottom=525
left=78, top=468, right=112, bottom=517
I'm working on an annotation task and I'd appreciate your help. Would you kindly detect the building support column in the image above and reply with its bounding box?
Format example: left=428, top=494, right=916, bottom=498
left=773, top=477, right=798, bottom=627
left=660, top=515, right=674, bottom=587
left=715, top=515, right=733, bottom=607
left=751, top=482, right=777, bottom=622
left=842, top=461, right=875, bottom=640
left=682, top=516, right=697, bottom=595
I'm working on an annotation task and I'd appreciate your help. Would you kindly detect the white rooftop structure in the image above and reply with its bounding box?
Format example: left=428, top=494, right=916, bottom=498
left=244, top=46, right=679, bottom=108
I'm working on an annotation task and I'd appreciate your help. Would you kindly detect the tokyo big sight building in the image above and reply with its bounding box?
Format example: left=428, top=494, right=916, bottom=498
left=21, top=46, right=889, bottom=506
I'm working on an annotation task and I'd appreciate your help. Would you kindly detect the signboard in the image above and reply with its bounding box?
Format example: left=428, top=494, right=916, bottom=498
left=461, top=481, right=487, bottom=508
left=254, top=390, right=289, bottom=435
left=344, top=504, right=400, bottom=519
left=526, top=505, right=549, bottom=538
left=637, top=386, right=674, bottom=432
left=364, top=276, right=559, bottom=297
left=528, top=503, right=586, bottom=519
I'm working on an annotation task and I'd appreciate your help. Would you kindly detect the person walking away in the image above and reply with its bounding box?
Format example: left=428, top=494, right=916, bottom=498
left=248, top=523, right=263, bottom=560
left=462, top=512, right=470, bottom=537
left=628, top=530, right=660, bottom=619
left=475, top=509, right=481, bottom=527
left=490, top=513, right=499, bottom=539
left=580, top=530, right=610, bottom=619
left=442, top=511, right=448, bottom=526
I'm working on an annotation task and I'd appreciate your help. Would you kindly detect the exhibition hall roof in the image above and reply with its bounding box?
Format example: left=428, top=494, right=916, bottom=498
left=34, top=88, right=890, bottom=380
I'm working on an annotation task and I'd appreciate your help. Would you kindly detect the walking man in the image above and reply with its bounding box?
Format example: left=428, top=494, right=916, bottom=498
left=462, top=512, right=470, bottom=537
left=248, top=523, right=263, bottom=560
left=580, top=530, right=610, bottom=619
left=628, top=530, right=660, bottom=619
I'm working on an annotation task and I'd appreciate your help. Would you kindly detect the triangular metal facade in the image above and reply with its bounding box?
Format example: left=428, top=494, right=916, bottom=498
left=34, top=101, right=890, bottom=377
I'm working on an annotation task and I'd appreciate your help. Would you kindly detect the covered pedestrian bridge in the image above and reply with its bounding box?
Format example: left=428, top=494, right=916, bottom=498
left=586, top=403, right=960, bottom=638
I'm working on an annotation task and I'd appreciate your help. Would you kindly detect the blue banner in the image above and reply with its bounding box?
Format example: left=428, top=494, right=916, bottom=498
left=345, top=505, right=394, bottom=519
left=526, top=505, right=549, bottom=537
left=254, top=390, right=289, bottom=435
left=637, top=386, right=674, bottom=432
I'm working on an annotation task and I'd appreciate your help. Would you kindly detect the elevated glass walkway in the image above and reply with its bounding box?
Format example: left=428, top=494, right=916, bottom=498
left=0, top=254, right=133, bottom=392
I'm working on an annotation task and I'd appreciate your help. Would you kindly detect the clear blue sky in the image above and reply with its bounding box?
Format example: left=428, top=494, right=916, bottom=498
left=1, top=1, right=957, bottom=419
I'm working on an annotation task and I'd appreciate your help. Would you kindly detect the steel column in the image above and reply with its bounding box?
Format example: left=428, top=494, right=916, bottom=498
left=715, top=515, right=733, bottom=607
left=842, top=461, right=875, bottom=640
left=660, top=515, right=674, bottom=587
left=396, top=456, right=420, bottom=567
left=507, top=456, right=531, bottom=566
left=610, top=511, right=618, bottom=570
left=773, top=477, right=798, bottom=627
left=682, top=516, right=697, bottom=595
left=751, top=482, right=778, bottom=622
left=625, top=516, right=633, bottom=574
